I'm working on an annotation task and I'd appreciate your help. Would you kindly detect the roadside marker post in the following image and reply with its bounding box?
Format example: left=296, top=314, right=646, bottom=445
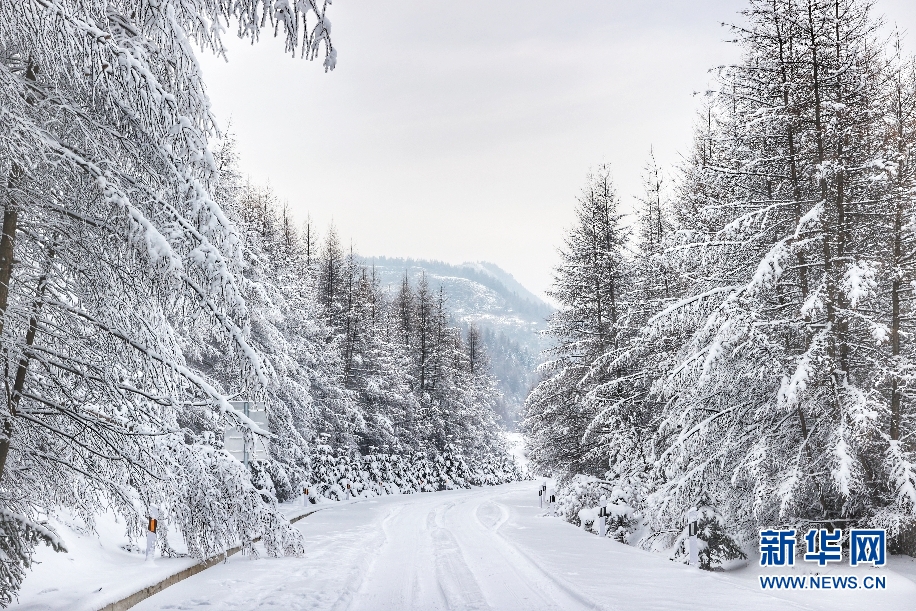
left=538, top=489, right=543, bottom=508
left=598, top=506, right=607, bottom=537
left=687, top=508, right=699, bottom=567
left=303, top=487, right=309, bottom=507
left=145, top=506, right=159, bottom=561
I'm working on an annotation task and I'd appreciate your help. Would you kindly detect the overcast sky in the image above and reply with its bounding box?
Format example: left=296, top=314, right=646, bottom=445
left=200, top=0, right=916, bottom=301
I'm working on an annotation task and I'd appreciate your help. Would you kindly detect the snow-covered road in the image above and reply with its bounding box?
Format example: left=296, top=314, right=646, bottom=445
left=131, top=482, right=916, bottom=611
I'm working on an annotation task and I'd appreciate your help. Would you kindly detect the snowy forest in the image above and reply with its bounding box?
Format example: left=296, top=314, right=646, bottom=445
left=0, top=0, right=520, bottom=605
left=525, top=0, right=916, bottom=570
left=7, top=0, right=916, bottom=606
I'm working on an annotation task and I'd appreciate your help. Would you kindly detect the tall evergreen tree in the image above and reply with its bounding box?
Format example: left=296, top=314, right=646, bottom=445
left=529, top=0, right=916, bottom=562
left=524, top=165, right=629, bottom=478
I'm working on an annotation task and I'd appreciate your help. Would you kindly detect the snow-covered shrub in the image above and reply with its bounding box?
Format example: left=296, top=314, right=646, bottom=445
left=306, top=443, right=525, bottom=502
left=668, top=508, right=746, bottom=571
left=604, top=482, right=643, bottom=544
left=552, top=475, right=612, bottom=531
left=552, top=475, right=643, bottom=541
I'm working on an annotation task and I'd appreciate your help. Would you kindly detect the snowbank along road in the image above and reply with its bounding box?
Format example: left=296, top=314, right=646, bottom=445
left=125, top=482, right=914, bottom=611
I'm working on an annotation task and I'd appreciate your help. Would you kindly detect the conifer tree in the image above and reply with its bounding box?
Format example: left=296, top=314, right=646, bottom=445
left=645, top=0, right=910, bottom=546
left=529, top=0, right=916, bottom=561
left=524, top=165, right=630, bottom=478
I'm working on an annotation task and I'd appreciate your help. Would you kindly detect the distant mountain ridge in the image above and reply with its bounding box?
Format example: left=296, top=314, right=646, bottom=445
left=366, top=257, right=553, bottom=327
left=455, top=261, right=551, bottom=316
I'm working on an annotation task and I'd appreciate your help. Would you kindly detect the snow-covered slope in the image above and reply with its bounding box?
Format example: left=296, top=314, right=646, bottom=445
left=11, top=509, right=199, bottom=611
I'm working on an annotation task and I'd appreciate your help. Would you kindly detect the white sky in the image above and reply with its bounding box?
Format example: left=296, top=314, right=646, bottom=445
left=200, top=0, right=916, bottom=301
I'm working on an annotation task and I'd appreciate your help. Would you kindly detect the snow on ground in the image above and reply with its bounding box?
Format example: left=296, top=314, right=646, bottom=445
left=12, top=510, right=198, bottom=611
left=11, top=499, right=342, bottom=611
left=52, top=481, right=910, bottom=611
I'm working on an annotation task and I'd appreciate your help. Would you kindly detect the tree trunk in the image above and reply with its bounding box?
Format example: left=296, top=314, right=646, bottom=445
left=889, top=66, right=908, bottom=441
left=0, top=166, right=22, bottom=481
left=0, top=280, right=45, bottom=482
left=0, top=169, right=20, bottom=334
left=890, top=198, right=903, bottom=440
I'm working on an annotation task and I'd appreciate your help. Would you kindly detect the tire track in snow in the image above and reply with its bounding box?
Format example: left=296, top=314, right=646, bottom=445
left=440, top=491, right=605, bottom=611
left=348, top=495, right=452, bottom=611
left=485, top=499, right=609, bottom=611
left=429, top=503, right=490, bottom=610
left=329, top=503, right=401, bottom=611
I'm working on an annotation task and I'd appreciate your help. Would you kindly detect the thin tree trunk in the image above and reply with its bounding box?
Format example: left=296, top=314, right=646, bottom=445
left=0, top=168, right=21, bottom=334
left=832, top=0, right=850, bottom=380
left=0, top=270, right=48, bottom=481
left=806, top=0, right=832, bottom=516
left=889, top=63, right=908, bottom=441
left=10, top=276, right=46, bottom=415
left=0, top=166, right=22, bottom=481
left=890, top=198, right=903, bottom=440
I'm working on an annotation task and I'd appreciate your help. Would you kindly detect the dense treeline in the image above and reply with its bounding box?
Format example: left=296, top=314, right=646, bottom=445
left=215, top=138, right=519, bottom=499
left=525, top=0, right=916, bottom=568
left=474, top=326, right=538, bottom=428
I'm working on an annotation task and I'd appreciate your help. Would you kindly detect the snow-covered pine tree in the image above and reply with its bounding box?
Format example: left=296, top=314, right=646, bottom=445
left=648, top=0, right=906, bottom=550
left=212, top=139, right=364, bottom=502
left=413, top=273, right=436, bottom=398
left=575, top=152, right=684, bottom=540
left=871, top=35, right=916, bottom=545
left=466, top=323, right=487, bottom=377
left=525, top=0, right=916, bottom=565
left=303, top=225, right=361, bottom=449
left=524, top=165, right=630, bottom=479
left=457, top=325, right=513, bottom=481
left=346, top=266, right=419, bottom=455
left=633, top=151, right=677, bottom=309
left=318, top=226, right=346, bottom=328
